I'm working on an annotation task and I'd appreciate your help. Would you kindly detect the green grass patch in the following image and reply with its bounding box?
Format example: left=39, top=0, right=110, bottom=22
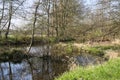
left=83, top=45, right=120, bottom=56
left=94, top=45, right=120, bottom=50
left=0, top=35, right=75, bottom=45
left=0, top=35, right=59, bottom=45
left=51, top=43, right=80, bottom=57
left=85, top=47, right=104, bottom=56
left=55, top=58, right=120, bottom=80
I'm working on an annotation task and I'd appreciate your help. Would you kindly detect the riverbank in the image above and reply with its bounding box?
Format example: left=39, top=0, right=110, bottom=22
left=52, top=41, right=120, bottom=80
left=0, top=39, right=120, bottom=80
left=0, top=35, right=75, bottom=46
left=55, top=58, right=120, bottom=80
left=1, top=37, right=120, bottom=59
left=51, top=42, right=120, bottom=58
left=0, top=36, right=57, bottom=45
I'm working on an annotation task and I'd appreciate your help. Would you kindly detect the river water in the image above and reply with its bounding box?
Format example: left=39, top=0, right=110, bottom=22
left=0, top=45, right=103, bottom=80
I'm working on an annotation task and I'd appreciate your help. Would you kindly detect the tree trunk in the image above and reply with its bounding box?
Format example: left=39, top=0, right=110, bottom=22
left=8, top=62, right=12, bottom=80
left=27, top=0, right=40, bottom=53
left=5, top=0, right=12, bottom=39
left=0, top=0, right=5, bottom=38
left=47, top=0, right=50, bottom=37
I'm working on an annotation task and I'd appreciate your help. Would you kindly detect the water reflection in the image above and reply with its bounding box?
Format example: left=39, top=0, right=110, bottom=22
left=0, top=45, right=104, bottom=80
left=26, top=45, right=51, bottom=57
left=75, top=54, right=103, bottom=66
left=0, top=57, right=68, bottom=80
left=0, top=61, right=31, bottom=80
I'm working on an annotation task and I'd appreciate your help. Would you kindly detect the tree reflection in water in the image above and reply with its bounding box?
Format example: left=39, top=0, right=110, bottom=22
left=0, top=45, right=104, bottom=80
left=0, top=57, right=68, bottom=80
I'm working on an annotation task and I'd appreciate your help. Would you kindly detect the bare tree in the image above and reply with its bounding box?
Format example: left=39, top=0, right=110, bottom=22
left=0, top=0, right=5, bottom=38
left=5, top=0, right=13, bottom=39
left=27, top=0, right=40, bottom=53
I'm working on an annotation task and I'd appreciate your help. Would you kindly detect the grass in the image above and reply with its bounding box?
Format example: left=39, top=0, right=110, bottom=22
left=0, top=35, right=58, bottom=45
left=94, top=45, right=120, bottom=50
left=51, top=43, right=120, bottom=58
left=83, top=45, right=120, bottom=56
left=84, top=47, right=104, bottom=56
left=55, top=58, right=120, bottom=80
left=0, top=35, right=76, bottom=45
left=51, top=43, right=80, bottom=57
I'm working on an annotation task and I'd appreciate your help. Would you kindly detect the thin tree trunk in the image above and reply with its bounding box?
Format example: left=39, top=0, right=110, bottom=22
left=0, top=0, right=5, bottom=38
left=55, top=0, right=59, bottom=37
left=27, top=59, right=34, bottom=80
left=27, top=0, right=40, bottom=53
left=0, top=64, right=5, bottom=80
left=47, top=0, right=50, bottom=37
left=8, top=62, right=12, bottom=80
left=5, top=0, right=12, bottom=39
left=46, top=0, right=51, bottom=56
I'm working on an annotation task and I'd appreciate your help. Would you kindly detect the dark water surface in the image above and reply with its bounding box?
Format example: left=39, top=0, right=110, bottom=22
left=0, top=57, right=68, bottom=80
left=0, top=45, right=103, bottom=80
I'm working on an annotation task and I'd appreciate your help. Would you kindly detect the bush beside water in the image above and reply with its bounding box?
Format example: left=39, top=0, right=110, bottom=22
left=0, top=48, right=30, bottom=63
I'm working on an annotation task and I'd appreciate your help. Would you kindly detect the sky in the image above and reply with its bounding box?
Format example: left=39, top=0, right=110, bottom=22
left=11, top=0, right=97, bottom=29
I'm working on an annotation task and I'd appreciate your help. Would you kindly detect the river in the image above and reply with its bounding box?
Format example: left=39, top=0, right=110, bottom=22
left=0, top=45, right=103, bottom=80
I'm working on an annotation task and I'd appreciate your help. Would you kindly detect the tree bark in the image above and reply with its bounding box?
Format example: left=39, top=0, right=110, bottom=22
left=0, top=0, right=5, bottom=38
left=27, top=0, right=40, bottom=53
left=5, top=0, right=12, bottom=39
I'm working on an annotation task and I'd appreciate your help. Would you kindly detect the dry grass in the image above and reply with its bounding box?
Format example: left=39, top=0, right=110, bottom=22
left=105, top=50, right=120, bottom=59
